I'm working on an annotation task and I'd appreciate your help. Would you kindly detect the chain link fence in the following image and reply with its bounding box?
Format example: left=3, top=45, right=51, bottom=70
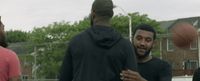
left=8, top=42, right=68, bottom=79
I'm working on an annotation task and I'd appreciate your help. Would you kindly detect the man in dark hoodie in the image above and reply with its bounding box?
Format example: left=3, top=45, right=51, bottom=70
left=59, top=0, right=138, bottom=81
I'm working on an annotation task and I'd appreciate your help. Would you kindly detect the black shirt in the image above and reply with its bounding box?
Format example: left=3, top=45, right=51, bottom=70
left=193, top=68, right=200, bottom=81
left=138, top=57, right=172, bottom=81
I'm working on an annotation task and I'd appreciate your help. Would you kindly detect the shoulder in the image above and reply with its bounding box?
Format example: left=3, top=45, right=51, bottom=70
left=0, top=47, right=18, bottom=61
left=152, top=57, right=171, bottom=67
left=114, top=38, right=133, bottom=52
left=70, top=28, right=90, bottom=42
left=152, top=57, right=167, bottom=63
left=0, top=47, right=17, bottom=56
left=151, top=57, right=172, bottom=76
left=67, top=28, right=90, bottom=48
left=118, top=38, right=132, bottom=46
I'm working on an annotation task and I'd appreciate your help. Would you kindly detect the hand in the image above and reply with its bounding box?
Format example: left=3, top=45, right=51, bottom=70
left=120, top=69, right=147, bottom=81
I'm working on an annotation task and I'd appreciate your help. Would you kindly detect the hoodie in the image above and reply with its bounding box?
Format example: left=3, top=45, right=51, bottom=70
left=59, top=25, right=137, bottom=81
left=88, top=25, right=121, bottom=48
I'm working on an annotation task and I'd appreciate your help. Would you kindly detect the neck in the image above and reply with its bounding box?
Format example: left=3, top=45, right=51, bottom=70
left=138, top=55, right=152, bottom=63
left=95, top=22, right=110, bottom=27
left=93, top=17, right=111, bottom=27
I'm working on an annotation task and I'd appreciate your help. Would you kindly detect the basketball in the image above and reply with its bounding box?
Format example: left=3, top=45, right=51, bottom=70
left=170, top=22, right=198, bottom=49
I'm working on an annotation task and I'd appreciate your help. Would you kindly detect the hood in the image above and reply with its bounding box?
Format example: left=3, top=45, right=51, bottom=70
left=87, top=25, right=122, bottom=49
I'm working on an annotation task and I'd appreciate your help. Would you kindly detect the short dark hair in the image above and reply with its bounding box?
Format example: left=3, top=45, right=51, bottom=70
left=92, top=0, right=114, bottom=19
left=133, top=24, right=157, bottom=40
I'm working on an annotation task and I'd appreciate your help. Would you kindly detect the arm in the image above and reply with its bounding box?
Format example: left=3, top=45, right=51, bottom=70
left=124, top=40, right=138, bottom=71
left=120, top=40, right=139, bottom=81
left=120, top=69, right=147, bottom=81
left=8, top=51, right=21, bottom=81
left=59, top=46, right=73, bottom=81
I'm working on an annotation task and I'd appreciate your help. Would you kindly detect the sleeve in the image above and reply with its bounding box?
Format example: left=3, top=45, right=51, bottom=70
left=8, top=51, right=21, bottom=78
left=192, top=68, right=200, bottom=81
left=59, top=45, right=73, bottom=81
left=124, top=40, right=138, bottom=71
left=159, top=62, right=172, bottom=81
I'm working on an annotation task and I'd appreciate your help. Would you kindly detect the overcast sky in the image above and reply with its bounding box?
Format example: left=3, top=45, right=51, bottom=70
left=0, top=0, right=200, bottom=31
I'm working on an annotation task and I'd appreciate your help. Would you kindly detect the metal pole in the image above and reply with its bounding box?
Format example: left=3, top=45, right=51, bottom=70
left=128, top=15, right=132, bottom=42
left=160, top=37, right=162, bottom=59
left=31, top=47, right=37, bottom=81
left=198, top=30, right=200, bottom=67
left=34, top=53, right=37, bottom=81
left=115, top=6, right=132, bottom=42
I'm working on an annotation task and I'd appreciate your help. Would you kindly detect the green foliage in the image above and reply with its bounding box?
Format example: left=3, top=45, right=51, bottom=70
left=112, top=12, right=163, bottom=37
left=30, top=21, right=72, bottom=44
left=73, top=17, right=90, bottom=31
left=29, top=19, right=90, bottom=78
left=6, top=30, right=29, bottom=43
left=112, top=14, right=130, bottom=36
left=35, top=43, right=66, bottom=78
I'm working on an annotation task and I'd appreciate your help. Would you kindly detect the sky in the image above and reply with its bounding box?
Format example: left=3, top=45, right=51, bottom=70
left=0, top=0, right=200, bottom=31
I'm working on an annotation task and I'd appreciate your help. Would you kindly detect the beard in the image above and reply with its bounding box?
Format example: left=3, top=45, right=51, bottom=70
left=134, top=46, right=153, bottom=59
left=0, top=31, right=8, bottom=48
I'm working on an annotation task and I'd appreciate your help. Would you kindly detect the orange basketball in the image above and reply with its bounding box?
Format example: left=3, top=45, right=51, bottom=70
left=170, top=22, right=198, bottom=49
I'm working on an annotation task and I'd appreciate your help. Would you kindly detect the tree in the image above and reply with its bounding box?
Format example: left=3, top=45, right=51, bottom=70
left=6, top=30, right=29, bottom=43
left=27, top=12, right=162, bottom=78
left=29, top=20, right=90, bottom=78
left=29, top=21, right=71, bottom=78
left=112, top=12, right=163, bottom=37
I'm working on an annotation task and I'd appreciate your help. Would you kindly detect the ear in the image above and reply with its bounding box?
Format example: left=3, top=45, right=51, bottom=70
left=91, top=10, right=96, bottom=18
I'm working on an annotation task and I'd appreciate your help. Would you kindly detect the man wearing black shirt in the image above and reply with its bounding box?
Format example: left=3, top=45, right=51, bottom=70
left=121, top=24, right=172, bottom=81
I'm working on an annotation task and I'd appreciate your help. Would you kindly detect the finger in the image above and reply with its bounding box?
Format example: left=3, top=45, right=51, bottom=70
left=122, top=70, right=130, bottom=75
left=121, top=70, right=139, bottom=80
left=120, top=73, right=130, bottom=81
left=122, top=72, right=137, bottom=79
left=120, top=76, right=124, bottom=80
left=122, top=70, right=137, bottom=76
left=120, top=75, right=131, bottom=81
left=127, top=69, right=138, bottom=74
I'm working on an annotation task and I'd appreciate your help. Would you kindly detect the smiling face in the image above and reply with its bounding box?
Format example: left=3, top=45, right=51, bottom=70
left=133, top=29, right=155, bottom=59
